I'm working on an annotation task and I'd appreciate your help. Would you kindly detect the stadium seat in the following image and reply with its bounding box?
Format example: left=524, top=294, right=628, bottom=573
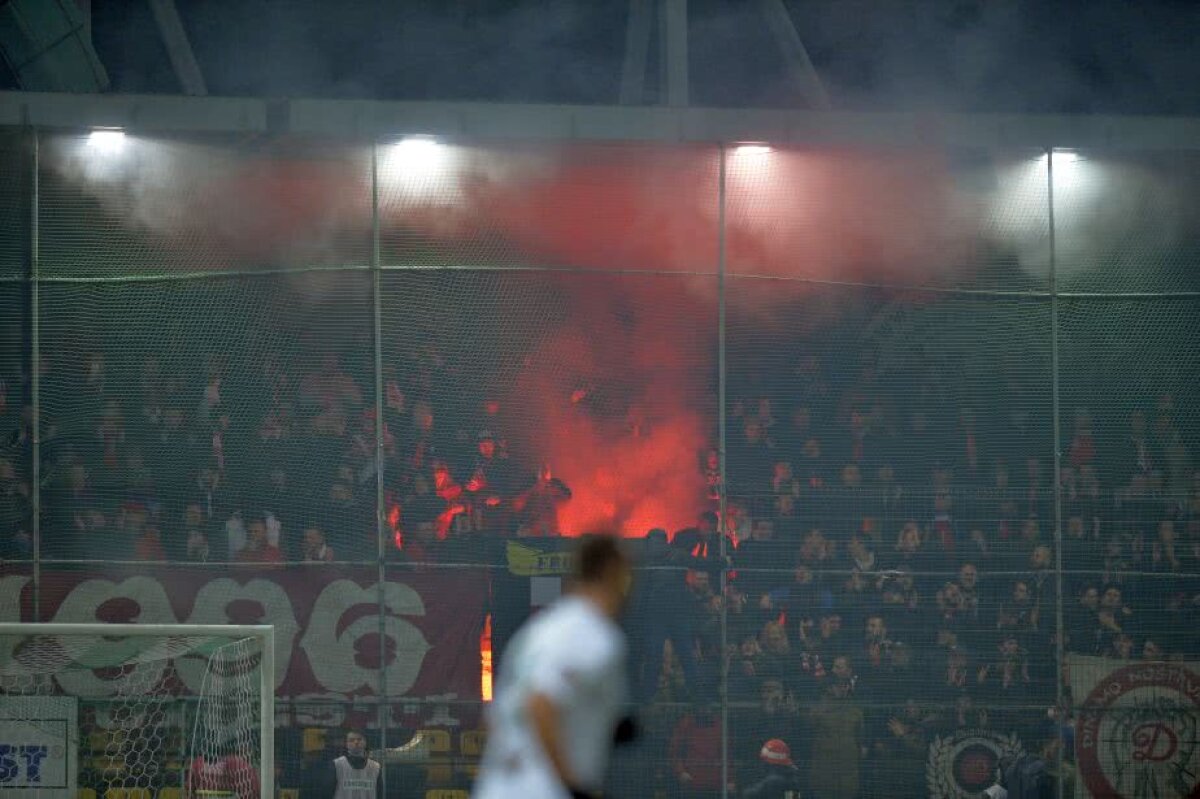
left=455, top=729, right=486, bottom=781
left=419, top=729, right=453, bottom=753
left=78, top=790, right=98, bottom=799
left=104, top=789, right=152, bottom=799
left=458, top=729, right=486, bottom=757
left=156, top=787, right=182, bottom=799
left=425, top=791, right=468, bottom=799
left=86, top=730, right=115, bottom=751
left=279, top=790, right=300, bottom=799
left=418, top=728, right=454, bottom=785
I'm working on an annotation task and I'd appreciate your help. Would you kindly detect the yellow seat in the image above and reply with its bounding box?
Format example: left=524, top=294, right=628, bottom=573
left=418, top=729, right=452, bottom=753
left=87, top=730, right=114, bottom=751
left=459, top=729, right=486, bottom=757
left=456, top=728, right=486, bottom=781
left=418, top=728, right=454, bottom=786
left=279, top=790, right=300, bottom=799
left=425, top=791, right=468, bottom=799
left=105, top=789, right=152, bottom=799
left=78, top=790, right=98, bottom=799
left=157, top=787, right=182, bottom=799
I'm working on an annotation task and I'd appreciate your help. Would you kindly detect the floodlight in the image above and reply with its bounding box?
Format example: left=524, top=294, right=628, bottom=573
left=87, top=128, right=126, bottom=155
left=733, top=143, right=772, bottom=156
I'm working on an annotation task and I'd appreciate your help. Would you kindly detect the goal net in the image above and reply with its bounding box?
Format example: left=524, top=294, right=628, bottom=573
left=0, top=623, right=274, bottom=799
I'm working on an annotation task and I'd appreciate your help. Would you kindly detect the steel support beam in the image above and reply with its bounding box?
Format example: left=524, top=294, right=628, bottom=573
left=147, top=0, right=207, bottom=96
left=760, top=0, right=829, bottom=109
left=658, top=0, right=688, bottom=107
left=619, top=0, right=653, bottom=105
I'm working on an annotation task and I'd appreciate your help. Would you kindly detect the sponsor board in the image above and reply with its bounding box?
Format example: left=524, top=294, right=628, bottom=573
left=0, top=697, right=77, bottom=796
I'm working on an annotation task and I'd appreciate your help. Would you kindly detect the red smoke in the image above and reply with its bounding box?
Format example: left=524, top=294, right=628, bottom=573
left=77, top=141, right=974, bottom=538
left=503, top=277, right=712, bottom=537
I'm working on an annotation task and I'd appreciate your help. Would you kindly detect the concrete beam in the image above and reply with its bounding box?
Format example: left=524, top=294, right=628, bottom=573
left=3, top=91, right=1200, bottom=152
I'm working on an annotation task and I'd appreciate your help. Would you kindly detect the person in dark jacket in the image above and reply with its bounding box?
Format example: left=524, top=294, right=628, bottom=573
left=741, top=738, right=802, bottom=798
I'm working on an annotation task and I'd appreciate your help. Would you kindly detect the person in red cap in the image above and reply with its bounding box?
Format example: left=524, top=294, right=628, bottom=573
left=740, top=738, right=802, bottom=799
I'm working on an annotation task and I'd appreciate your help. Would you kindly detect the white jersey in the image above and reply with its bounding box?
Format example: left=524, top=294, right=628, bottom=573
left=472, top=595, right=627, bottom=799
left=332, top=755, right=380, bottom=799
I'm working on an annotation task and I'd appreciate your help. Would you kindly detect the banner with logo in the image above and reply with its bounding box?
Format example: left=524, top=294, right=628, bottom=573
left=0, top=697, right=77, bottom=797
left=0, top=566, right=487, bottom=700
left=1069, top=654, right=1200, bottom=799
left=927, top=728, right=1024, bottom=799
left=506, top=540, right=575, bottom=576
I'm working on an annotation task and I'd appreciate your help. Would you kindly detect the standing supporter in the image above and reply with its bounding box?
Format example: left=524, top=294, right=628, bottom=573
left=806, top=656, right=864, bottom=799
left=668, top=704, right=731, bottom=799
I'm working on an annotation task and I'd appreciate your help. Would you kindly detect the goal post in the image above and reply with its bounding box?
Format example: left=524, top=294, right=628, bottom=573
left=0, top=623, right=274, bottom=799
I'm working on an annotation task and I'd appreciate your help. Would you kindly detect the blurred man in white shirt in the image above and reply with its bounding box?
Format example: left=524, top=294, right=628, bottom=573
left=473, top=535, right=634, bottom=799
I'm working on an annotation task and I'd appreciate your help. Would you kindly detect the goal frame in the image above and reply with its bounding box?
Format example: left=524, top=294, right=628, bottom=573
left=0, top=622, right=275, bottom=799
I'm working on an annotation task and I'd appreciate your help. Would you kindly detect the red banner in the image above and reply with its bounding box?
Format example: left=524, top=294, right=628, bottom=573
left=0, top=565, right=487, bottom=700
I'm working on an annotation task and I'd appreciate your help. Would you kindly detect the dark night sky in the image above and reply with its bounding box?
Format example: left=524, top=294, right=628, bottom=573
left=12, top=0, right=1200, bottom=114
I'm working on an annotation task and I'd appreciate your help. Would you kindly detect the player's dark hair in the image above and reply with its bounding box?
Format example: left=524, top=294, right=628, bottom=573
left=576, top=534, right=627, bottom=584
left=344, top=728, right=366, bottom=740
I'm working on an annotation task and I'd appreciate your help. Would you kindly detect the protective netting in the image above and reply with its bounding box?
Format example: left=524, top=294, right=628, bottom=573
left=1, top=133, right=1198, bottom=798
left=0, top=629, right=266, bottom=798
left=187, top=637, right=264, bottom=799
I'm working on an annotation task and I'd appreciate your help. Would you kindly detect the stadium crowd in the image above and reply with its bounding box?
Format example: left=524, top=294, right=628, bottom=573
left=1, top=332, right=1198, bottom=798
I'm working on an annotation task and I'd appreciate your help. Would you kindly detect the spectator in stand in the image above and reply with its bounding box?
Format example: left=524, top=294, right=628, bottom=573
left=186, top=525, right=211, bottom=562
left=890, top=520, right=928, bottom=572
left=977, top=635, right=1032, bottom=699
left=734, top=678, right=803, bottom=776
left=797, top=527, right=836, bottom=571
left=134, top=525, right=166, bottom=561
left=1066, top=585, right=1103, bottom=653
left=739, top=739, right=802, bottom=799
left=668, top=704, right=732, bottom=798
left=1096, top=584, right=1133, bottom=651
left=302, top=526, right=335, bottom=563
left=935, top=579, right=971, bottom=650
left=628, top=528, right=700, bottom=702
left=727, top=414, right=775, bottom=494
left=996, top=579, right=1040, bottom=635
left=236, top=516, right=283, bottom=564
left=845, top=533, right=877, bottom=574
left=1105, top=631, right=1135, bottom=660
left=935, top=645, right=973, bottom=703
left=674, top=511, right=722, bottom=561
left=512, top=465, right=572, bottom=537
left=1068, top=409, right=1096, bottom=470
left=859, top=614, right=897, bottom=684
left=0, top=458, right=31, bottom=559
left=757, top=620, right=791, bottom=678
left=735, top=517, right=781, bottom=601
left=807, top=655, right=864, bottom=799
left=868, top=698, right=937, bottom=798
left=878, top=566, right=922, bottom=641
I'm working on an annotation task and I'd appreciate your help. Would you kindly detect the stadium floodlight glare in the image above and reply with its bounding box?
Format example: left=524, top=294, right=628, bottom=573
left=381, top=135, right=454, bottom=196
left=393, top=135, right=443, bottom=161
left=733, top=143, right=772, bottom=156
left=87, top=128, right=126, bottom=155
